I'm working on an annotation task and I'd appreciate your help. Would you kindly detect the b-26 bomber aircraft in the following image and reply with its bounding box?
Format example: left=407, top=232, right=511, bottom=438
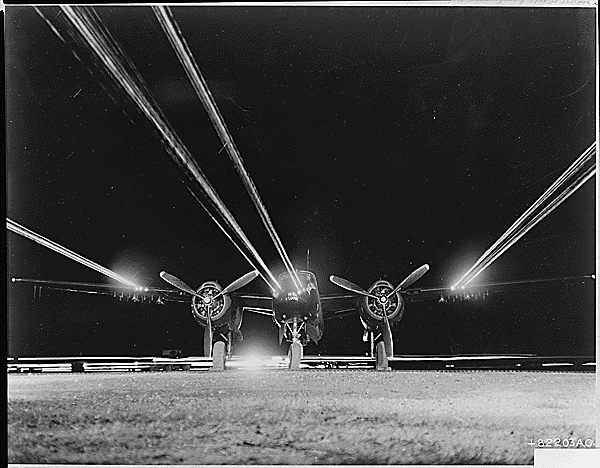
left=156, top=258, right=430, bottom=367
left=14, top=261, right=591, bottom=369
left=13, top=256, right=434, bottom=368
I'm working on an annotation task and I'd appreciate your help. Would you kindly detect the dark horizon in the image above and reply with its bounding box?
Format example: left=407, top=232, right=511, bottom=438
left=7, top=5, right=596, bottom=357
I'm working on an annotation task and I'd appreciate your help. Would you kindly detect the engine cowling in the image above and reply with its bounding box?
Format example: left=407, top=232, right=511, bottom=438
left=359, top=280, right=405, bottom=329
left=191, top=281, right=231, bottom=327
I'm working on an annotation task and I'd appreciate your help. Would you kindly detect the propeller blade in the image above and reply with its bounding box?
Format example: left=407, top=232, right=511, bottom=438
left=381, top=313, right=394, bottom=358
left=329, top=275, right=379, bottom=300
left=379, top=299, right=394, bottom=357
left=213, top=270, right=259, bottom=300
left=387, top=264, right=430, bottom=298
left=204, top=314, right=213, bottom=358
left=160, top=271, right=200, bottom=297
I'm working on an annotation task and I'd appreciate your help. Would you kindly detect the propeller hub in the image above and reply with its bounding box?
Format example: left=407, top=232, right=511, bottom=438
left=379, top=295, right=388, bottom=304
left=202, top=296, right=212, bottom=304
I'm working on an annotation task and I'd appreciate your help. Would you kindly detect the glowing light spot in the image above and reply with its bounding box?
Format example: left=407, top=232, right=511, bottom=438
left=241, top=357, right=266, bottom=369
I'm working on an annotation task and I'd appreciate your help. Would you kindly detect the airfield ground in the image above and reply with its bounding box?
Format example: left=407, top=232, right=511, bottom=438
left=7, top=370, right=596, bottom=465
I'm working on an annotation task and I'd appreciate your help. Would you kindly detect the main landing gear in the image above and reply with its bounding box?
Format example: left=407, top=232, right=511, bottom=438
left=369, top=330, right=375, bottom=358
left=210, top=331, right=238, bottom=372
left=226, top=331, right=233, bottom=360
left=365, top=330, right=390, bottom=371
left=364, top=330, right=377, bottom=358
left=212, top=341, right=226, bottom=371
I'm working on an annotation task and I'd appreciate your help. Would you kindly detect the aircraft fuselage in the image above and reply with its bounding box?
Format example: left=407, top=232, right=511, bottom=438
left=272, top=270, right=324, bottom=344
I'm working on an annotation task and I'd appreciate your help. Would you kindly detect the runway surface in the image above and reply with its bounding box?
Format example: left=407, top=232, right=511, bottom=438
left=7, top=354, right=596, bottom=373
left=8, top=369, right=596, bottom=464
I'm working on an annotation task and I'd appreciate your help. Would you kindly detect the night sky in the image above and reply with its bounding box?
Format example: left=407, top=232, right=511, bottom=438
left=7, top=6, right=596, bottom=358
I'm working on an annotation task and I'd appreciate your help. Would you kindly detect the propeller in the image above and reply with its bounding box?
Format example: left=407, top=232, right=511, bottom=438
left=380, top=300, right=394, bottom=358
left=329, top=276, right=380, bottom=300
left=330, top=264, right=430, bottom=358
left=159, top=271, right=202, bottom=297
left=204, top=314, right=213, bottom=358
left=159, top=270, right=258, bottom=300
left=385, top=264, right=429, bottom=298
left=159, top=270, right=258, bottom=359
left=212, top=270, right=259, bottom=301
left=329, top=264, right=430, bottom=300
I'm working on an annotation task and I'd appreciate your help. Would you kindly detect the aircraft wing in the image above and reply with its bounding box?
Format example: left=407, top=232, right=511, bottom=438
left=11, top=279, right=280, bottom=315
left=233, top=293, right=274, bottom=317
left=320, top=293, right=360, bottom=320
left=10, top=278, right=189, bottom=304
left=400, top=274, right=595, bottom=304
left=319, top=275, right=594, bottom=312
left=241, top=307, right=274, bottom=317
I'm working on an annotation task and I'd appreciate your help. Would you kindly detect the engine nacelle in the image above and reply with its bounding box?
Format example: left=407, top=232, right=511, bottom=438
left=191, top=281, right=231, bottom=327
left=359, top=280, right=405, bottom=330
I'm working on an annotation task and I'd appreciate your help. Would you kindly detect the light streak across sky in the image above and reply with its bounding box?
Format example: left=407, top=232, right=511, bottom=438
left=45, top=6, right=282, bottom=292
left=463, top=164, right=595, bottom=286
left=185, top=187, right=279, bottom=294
left=453, top=143, right=596, bottom=289
left=7, top=218, right=142, bottom=289
left=153, top=6, right=303, bottom=293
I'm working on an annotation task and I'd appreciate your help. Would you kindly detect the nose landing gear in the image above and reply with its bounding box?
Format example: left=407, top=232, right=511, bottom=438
left=286, top=320, right=305, bottom=370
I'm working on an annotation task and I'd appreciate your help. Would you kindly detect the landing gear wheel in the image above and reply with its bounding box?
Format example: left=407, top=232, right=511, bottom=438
left=375, top=341, right=388, bottom=371
left=212, top=341, right=226, bottom=372
left=288, top=342, right=303, bottom=370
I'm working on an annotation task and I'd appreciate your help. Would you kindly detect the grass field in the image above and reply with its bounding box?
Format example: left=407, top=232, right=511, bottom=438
left=7, top=369, right=596, bottom=465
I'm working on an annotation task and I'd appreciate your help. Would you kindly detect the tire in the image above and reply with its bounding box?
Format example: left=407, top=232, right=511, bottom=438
left=376, top=341, right=388, bottom=371
left=288, top=342, right=303, bottom=370
left=212, top=341, right=226, bottom=371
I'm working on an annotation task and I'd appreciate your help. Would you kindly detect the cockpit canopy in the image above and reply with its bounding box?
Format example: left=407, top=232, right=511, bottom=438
left=278, top=270, right=318, bottom=293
